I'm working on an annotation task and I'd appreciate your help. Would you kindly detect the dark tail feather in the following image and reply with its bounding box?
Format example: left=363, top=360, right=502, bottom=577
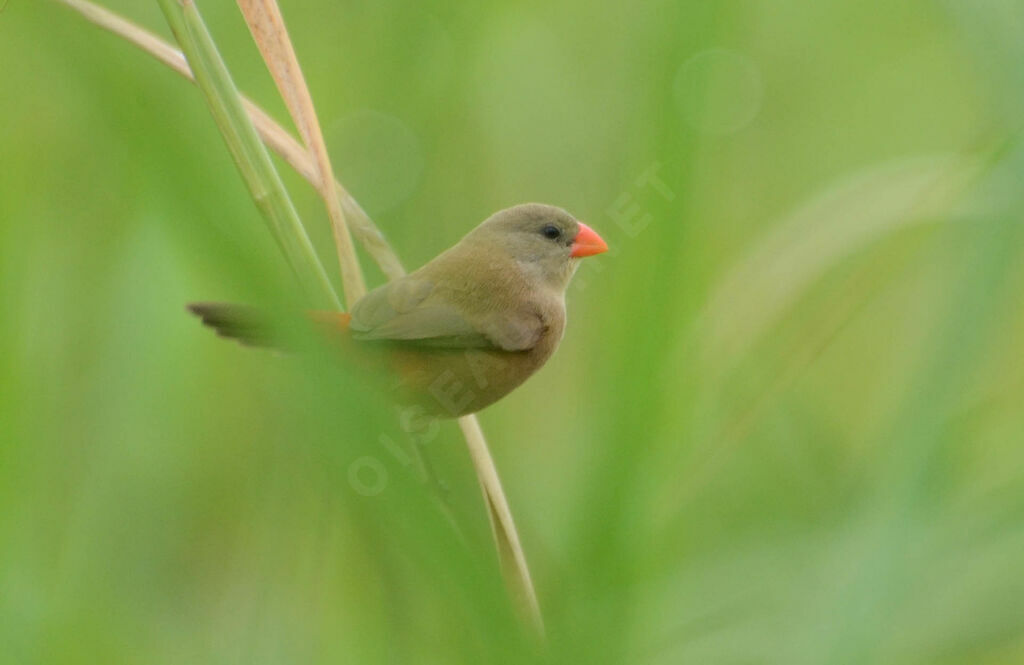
left=187, top=303, right=281, bottom=348
left=188, top=303, right=352, bottom=349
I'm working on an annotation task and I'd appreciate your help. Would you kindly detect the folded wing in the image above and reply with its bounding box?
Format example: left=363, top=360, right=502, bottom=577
left=350, top=276, right=544, bottom=351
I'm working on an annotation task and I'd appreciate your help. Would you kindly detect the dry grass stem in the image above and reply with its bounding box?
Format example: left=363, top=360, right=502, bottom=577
left=459, top=415, right=544, bottom=635
left=58, top=0, right=544, bottom=635
left=236, top=0, right=366, bottom=305
left=238, top=0, right=543, bottom=630
left=54, top=0, right=406, bottom=282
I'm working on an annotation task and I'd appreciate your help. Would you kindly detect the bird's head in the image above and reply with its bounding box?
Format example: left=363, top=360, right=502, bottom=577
left=468, top=203, right=608, bottom=290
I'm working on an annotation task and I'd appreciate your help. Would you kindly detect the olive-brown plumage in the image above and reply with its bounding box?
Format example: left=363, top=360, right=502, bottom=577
left=189, top=203, right=607, bottom=417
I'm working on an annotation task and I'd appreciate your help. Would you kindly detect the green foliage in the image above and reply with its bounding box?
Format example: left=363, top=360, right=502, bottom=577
left=2, top=1, right=1023, bottom=663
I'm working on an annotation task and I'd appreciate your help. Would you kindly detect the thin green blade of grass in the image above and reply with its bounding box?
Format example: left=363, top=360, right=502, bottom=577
left=53, top=0, right=407, bottom=282
left=156, top=0, right=340, bottom=309
left=63, top=0, right=543, bottom=635
left=236, top=0, right=366, bottom=306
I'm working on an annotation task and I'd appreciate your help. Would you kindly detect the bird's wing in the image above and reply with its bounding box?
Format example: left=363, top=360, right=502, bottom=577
left=350, top=276, right=543, bottom=351
left=475, top=310, right=547, bottom=351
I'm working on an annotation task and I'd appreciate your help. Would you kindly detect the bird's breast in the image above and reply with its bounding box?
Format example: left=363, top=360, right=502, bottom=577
left=387, top=306, right=564, bottom=418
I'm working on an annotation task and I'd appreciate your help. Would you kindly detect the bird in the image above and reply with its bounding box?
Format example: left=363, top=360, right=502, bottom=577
left=188, top=203, right=608, bottom=418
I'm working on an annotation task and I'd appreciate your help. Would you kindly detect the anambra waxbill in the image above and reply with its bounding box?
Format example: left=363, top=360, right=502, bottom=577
left=189, top=203, right=608, bottom=417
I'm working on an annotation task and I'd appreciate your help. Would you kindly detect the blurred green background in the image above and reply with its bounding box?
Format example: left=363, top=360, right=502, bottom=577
left=2, top=0, right=1024, bottom=663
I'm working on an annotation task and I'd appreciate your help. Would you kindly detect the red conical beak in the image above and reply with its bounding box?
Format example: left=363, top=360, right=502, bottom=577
left=570, top=222, right=609, bottom=258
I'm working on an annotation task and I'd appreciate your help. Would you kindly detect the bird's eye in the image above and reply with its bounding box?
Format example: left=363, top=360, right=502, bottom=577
left=541, top=225, right=561, bottom=240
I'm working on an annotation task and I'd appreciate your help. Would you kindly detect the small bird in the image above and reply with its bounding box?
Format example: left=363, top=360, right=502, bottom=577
left=189, top=203, right=608, bottom=417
